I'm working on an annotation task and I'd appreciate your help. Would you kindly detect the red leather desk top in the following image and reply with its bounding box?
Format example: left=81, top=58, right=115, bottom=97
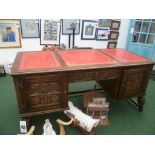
left=59, top=49, right=117, bottom=66
left=19, top=52, right=61, bottom=71
left=14, top=49, right=153, bottom=74
left=103, top=49, right=148, bottom=63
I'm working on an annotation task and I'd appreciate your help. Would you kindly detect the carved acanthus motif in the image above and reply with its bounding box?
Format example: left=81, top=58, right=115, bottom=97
left=69, top=70, right=120, bottom=82
left=28, top=81, right=63, bottom=95
left=30, top=94, right=60, bottom=106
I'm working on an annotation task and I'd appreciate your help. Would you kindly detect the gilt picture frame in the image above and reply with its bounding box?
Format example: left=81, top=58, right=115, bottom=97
left=0, top=19, right=21, bottom=48
left=98, top=19, right=111, bottom=27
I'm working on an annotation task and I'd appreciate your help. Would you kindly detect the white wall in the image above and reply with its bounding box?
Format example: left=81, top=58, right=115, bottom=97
left=0, top=19, right=130, bottom=72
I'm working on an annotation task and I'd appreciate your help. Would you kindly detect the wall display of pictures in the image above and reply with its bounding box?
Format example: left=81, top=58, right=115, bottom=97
left=0, top=19, right=21, bottom=48
left=96, top=28, right=110, bottom=41
left=21, top=19, right=40, bottom=38
left=81, top=20, right=98, bottom=40
left=109, top=31, right=119, bottom=40
left=110, top=20, right=121, bottom=30
left=107, top=41, right=117, bottom=48
left=98, top=19, right=111, bottom=27
left=40, top=19, right=61, bottom=45
left=62, top=19, right=80, bottom=35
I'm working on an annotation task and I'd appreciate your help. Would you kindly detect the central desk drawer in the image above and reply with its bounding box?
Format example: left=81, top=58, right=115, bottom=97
left=69, top=69, right=121, bottom=82
left=96, top=70, right=121, bottom=80
left=69, top=71, right=95, bottom=82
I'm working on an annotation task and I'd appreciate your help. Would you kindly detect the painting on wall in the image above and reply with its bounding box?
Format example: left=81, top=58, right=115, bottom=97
left=0, top=19, right=21, bottom=48
left=21, top=19, right=40, bottom=38
left=110, top=20, right=121, bottom=30
left=81, top=20, right=98, bottom=40
left=109, top=31, right=119, bottom=40
left=40, top=19, right=61, bottom=45
left=96, top=28, right=110, bottom=41
left=107, top=41, right=117, bottom=48
left=98, top=19, right=111, bottom=27
left=62, top=19, right=80, bottom=35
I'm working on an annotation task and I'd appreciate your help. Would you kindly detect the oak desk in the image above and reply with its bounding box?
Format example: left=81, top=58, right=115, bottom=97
left=11, top=49, right=155, bottom=123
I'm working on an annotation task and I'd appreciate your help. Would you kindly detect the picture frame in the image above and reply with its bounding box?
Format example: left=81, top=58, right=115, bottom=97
left=107, top=41, right=117, bottom=49
left=81, top=20, right=98, bottom=40
left=0, top=19, right=21, bottom=48
left=96, top=28, right=109, bottom=41
left=62, top=19, right=80, bottom=35
left=20, top=19, right=40, bottom=38
left=108, top=31, right=119, bottom=40
left=110, top=20, right=121, bottom=30
left=98, top=19, right=111, bottom=27
left=40, top=19, right=61, bottom=45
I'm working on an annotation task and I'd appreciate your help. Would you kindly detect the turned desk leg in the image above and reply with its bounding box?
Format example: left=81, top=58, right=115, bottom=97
left=138, top=96, right=145, bottom=112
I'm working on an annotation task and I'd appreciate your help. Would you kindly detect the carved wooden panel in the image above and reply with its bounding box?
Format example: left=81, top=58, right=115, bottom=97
left=28, top=81, right=64, bottom=96
left=118, top=67, right=152, bottom=98
left=69, top=71, right=95, bottom=82
left=96, top=70, right=121, bottom=80
left=29, top=93, right=66, bottom=111
left=69, top=69, right=121, bottom=82
left=15, top=73, right=68, bottom=114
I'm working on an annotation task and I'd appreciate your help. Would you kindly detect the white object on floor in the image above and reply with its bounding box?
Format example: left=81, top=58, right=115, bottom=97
left=65, top=101, right=100, bottom=132
left=20, top=121, right=27, bottom=133
left=43, top=119, right=56, bottom=135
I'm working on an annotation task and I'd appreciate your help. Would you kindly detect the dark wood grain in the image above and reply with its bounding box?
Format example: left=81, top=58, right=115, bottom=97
left=10, top=49, right=155, bottom=126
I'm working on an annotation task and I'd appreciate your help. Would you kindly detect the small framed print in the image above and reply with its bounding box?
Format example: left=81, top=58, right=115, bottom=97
left=81, top=20, right=98, bottom=40
left=98, top=19, right=111, bottom=27
left=40, top=19, right=61, bottom=45
left=21, top=19, right=40, bottom=38
left=107, top=41, right=117, bottom=49
left=62, top=19, right=80, bottom=35
left=96, top=28, right=109, bottom=41
left=110, top=20, right=121, bottom=30
left=0, top=19, right=22, bottom=48
left=109, top=31, right=119, bottom=40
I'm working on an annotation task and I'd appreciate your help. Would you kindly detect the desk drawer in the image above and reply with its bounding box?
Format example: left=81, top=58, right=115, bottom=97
left=69, top=71, right=95, bottom=82
left=69, top=69, right=121, bottom=82
left=96, top=70, right=121, bottom=80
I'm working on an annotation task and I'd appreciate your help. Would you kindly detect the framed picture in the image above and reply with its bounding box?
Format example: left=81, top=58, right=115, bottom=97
left=81, top=20, right=98, bottom=40
left=98, top=19, right=111, bottom=27
left=62, top=19, right=80, bottom=35
left=40, top=19, right=61, bottom=45
left=110, top=20, right=121, bottom=30
left=109, top=31, right=119, bottom=40
left=0, top=19, right=21, bottom=48
left=107, top=41, right=117, bottom=48
left=96, top=28, right=109, bottom=41
left=21, top=19, right=40, bottom=38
